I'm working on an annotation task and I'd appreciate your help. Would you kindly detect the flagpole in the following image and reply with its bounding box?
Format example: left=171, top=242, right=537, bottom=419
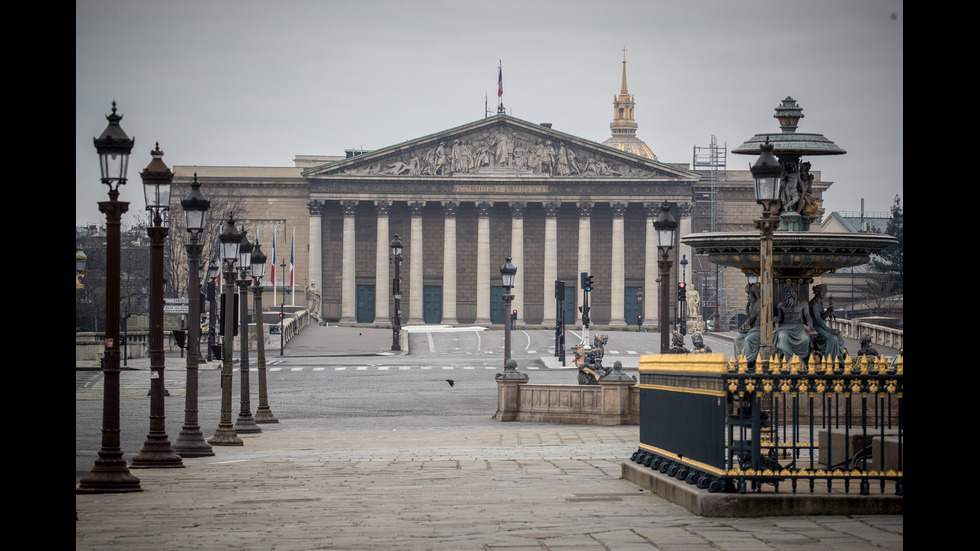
left=271, top=230, right=277, bottom=306
left=497, top=60, right=505, bottom=114
left=290, top=228, right=295, bottom=307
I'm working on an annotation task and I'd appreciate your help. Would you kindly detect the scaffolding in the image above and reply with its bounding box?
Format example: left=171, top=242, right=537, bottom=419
left=691, top=136, right=732, bottom=330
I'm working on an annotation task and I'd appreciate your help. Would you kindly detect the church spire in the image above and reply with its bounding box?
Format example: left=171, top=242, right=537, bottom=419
left=610, top=48, right=637, bottom=138
left=620, top=47, right=629, bottom=94
left=603, top=49, right=658, bottom=160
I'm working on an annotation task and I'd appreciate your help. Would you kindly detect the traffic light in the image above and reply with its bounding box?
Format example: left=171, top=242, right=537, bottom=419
left=585, top=274, right=594, bottom=292
left=580, top=272, right=588, bottom=290
left=637, top=314, right=643, bottom=326
left=678, top=282, right=686, bottom=301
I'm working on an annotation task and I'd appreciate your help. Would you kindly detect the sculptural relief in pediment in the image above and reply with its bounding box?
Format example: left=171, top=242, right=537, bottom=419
left=330, top=127, right=662, bottom=179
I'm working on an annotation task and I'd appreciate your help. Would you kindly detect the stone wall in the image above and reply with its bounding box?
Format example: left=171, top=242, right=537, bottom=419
left=495, top=378, right=639, bottom=425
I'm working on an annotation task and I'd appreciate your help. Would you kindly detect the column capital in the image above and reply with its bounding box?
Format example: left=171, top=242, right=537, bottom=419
left=644, top=202, right=662, bottom=218
left=374, top=200, right=392, bottom=216
left=442, top=200, right=458, bottom=217
left=341, top=200, right=358, bottom=216
left=307, top=199, right=324, bottom=216
left=544, top=201, right=561, bottom=217
left=409, top=200, right=426, bottom=216
left=577, top=202, right=593, bottom=217
left=611, top=201, right=628, bottom=217
left=509, top=201, right=526, bottom=218
left=476, top=200, right=494, bottom=217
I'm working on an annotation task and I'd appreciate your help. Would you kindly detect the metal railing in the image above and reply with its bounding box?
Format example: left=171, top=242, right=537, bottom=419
left=631, top=353, right=903, bottom=495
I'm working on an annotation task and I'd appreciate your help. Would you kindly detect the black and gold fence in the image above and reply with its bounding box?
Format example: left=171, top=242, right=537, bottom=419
left=630, top=353, right=903, bottom=495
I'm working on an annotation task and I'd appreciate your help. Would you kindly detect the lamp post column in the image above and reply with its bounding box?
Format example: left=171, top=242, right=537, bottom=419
left=132, top=145, right=183, bottom=469
left=653, top=202, right=677, bottom=354
left=235, top=266, right=260, bottom=433
left=253, top=282, right=277, bottom=423
left=390, top=234, right=403, bottom=351
left=209, top=215, right=243, bottom=446
left=280, top=258, right=286, bottom=355
left=174, top=232, right=214, bottom=456
left=658, top=253, right=672, bottom=354
left=78, top=102, right=142, bottom=493
left=175, top=175, right=213, bottom=457
left=749, top=137, right=784, bottom=369
left=756, top=215, right=779, bottom=365
left=252, top=240, right=278, bottom=423
left=496, top=254, right=525, bottom=380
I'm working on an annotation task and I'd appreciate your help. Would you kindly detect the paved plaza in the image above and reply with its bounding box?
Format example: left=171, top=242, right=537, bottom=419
left=75, top=326, right=903, bottom=550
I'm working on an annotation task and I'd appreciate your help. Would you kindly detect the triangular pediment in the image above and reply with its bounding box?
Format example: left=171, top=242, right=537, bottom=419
left=303, top=115, right=698, bottom=181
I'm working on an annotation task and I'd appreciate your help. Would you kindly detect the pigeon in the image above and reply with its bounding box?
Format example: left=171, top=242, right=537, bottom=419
left=445, top=379, right=455, bottom=387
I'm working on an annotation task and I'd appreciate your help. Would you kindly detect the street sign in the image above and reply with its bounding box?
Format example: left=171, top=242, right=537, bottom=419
left=164, top=297, right=189, bottom=304
left=164, top=305, right=189, bottom=313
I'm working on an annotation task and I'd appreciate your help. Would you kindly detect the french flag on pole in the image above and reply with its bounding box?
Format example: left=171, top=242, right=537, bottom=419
left=270, top=231, right=276, bottom=285
left=289, top=232, right=294, bottom=289
left=498, top=63, right=503, bottom=97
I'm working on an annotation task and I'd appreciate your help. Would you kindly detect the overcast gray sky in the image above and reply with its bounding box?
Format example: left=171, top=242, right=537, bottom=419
left=76, top=0, right=903, bottom=228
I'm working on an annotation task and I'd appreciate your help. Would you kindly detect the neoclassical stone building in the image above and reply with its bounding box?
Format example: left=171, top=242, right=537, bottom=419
left=172, top=62, right=835, bottom=329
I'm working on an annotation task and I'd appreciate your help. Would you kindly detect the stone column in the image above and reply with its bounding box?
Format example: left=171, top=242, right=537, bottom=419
left=307, top=200, right=323, bottom=311
left=442, top=201, right=458, bottom=325
left=475, top=201, right=493, bottom=325
left=609, top=202, right=627, bottom=326
left=644, top=202, right=659, bottom=327
left=408, top=200, right=426, bottom=324
left=340, top=200, right=358, bottom=324
left=542, top=201, right=560, bottom=327
left=509, top=201, right=526, bottom=326
left=375, top=201, right=391, bottom=327
left=576, top=202, right=593, bottom=325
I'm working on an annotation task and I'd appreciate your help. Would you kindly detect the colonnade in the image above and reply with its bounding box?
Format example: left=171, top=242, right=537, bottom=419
left=309, top=198, right=692, bottom=327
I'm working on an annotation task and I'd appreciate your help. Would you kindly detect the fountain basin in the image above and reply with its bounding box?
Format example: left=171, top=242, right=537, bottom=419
left=682, top=231, right=897, bottom=279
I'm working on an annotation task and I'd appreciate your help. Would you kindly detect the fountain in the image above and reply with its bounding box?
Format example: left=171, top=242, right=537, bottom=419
left=682, top=97, right=897, bottom=363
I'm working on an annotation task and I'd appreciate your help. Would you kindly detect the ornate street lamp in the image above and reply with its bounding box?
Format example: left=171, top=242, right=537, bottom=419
left=496, top=254, right=526, bottom=379
left=750, top=137, right=782, bottom=366
left=235, top=235, right=260, bottom=434
left=390, top=234, right=404, bottom=351
left=209, top=214, right=243, bottom=446
left=251, top=240, right=278, bottom=424
left=174, top=174, right=214, bottom=458
left=78, top=102, right=143, bottom=493
left=654, top=201, right=677, bottom=353
left=131, top=143, right=184, bottom=469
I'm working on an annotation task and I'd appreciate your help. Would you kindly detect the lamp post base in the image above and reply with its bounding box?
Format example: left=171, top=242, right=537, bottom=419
left=254, top=407, right=279, bottom=424
left=76, top=456, right=143, bottom=494
left=174, top=428, right=215, bottom=458
left=131, top=437, right=185, bottom=469
left=234, top=413, right=262, bottom=434
left=208, top=426, right=243, bottom=446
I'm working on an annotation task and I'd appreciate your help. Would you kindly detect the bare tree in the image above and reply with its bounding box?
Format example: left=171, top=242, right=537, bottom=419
left=162, top=184, right=244, bottom=303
